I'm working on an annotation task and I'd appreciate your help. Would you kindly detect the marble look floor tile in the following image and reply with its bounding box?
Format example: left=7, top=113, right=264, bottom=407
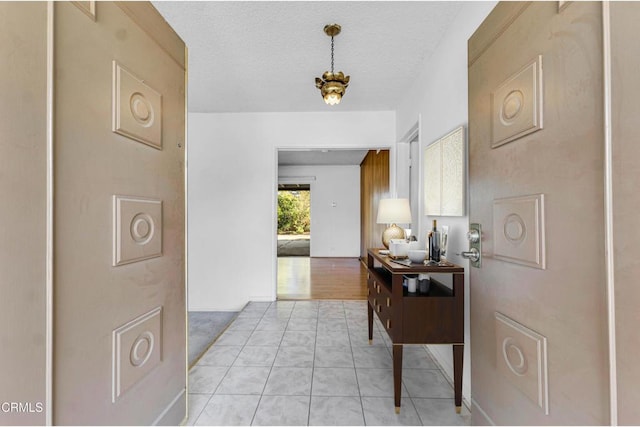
left=355, top=368, right=408, bottom=397
left=195, top=394, right=260, bottom=426
left=318, top=300, right=343, bottom=307
left=270, top=300, right=296, bottom=309
left=246, top=330, right=285, bottom=346
left=402, top=369, right=454, bottom=398
left=361, top=397, right=421, bottom=426
left=198, top=345, right=242, bottom=367
left=311, top=367, right=359, bottom=397
left=255, top=318, right=289, bottom=331
left=185, top=393, right=211, bottom=426
left=281, top=330, right=316, bottom=347
left=216, top=367, right=271, bottom=395
left=286, top=317, right=318, bottom=331
left=352, top=346, right=392, bottom=368
left=236, top=310, right=265, bottom=319
left=273, top=346, right=315, bottom=368
left=348, top=328, right=386, bottom=348
left=400, top=346, right=439, bottom=370
left=245, top=301, right=272, bottom=311
left=233, top=346, right=278, bottom=367
left=215, top=329, right=253, bottom=346
left=188, top=299, right=462, bottom=426
left=318, top=307, right=346, bottom=318
left=314, top=346, right=354, bottom=368
left=262, top=309, right=293, bottom=321
left=346, top=318, right=370, bottom=331
left=343, top=300, right=367, bottom=309
left=317, top=318, right=348, bottom=331
left=252, top=395, right=310, bottom=426
left=316, top=329, right=351, bottom=347
left=290, top=308, right=319, bottom=319
left=295, top=301, right=319, bottom=308
left=225, top=316, right=260, bottom=331
left=189, top=366, right=229, bottom=394
left=263, top=367, right=312, bottom=396
left=308, top=396, right=364, bottom=426
left=412, top=398, right=470, bottom=426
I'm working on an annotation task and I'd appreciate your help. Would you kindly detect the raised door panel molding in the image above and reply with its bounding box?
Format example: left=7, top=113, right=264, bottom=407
left=71, top=1, right=96, bottom=21
left=112, top=307, right=163, bottom=402
left=495, top=312, right=549, bottom=415
left=113, top=195, right=162, bottom=266
left=112, top=61, right=162, bottom=149
left=493, top=194, right=545, bottom=269
left=491, top=55, right=543, bottom=148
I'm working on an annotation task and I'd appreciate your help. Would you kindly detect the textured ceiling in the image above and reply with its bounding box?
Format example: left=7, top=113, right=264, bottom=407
left=153, top=1, right=463, bottom=113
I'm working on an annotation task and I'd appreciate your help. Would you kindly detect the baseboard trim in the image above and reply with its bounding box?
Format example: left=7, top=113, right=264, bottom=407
left=153, top=388, right=186, bottom=426
left=471, top=398, right=496, bottom=426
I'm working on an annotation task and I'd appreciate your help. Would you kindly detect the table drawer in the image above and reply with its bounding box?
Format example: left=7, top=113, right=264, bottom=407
left=367, top=272, right=393, bottom=335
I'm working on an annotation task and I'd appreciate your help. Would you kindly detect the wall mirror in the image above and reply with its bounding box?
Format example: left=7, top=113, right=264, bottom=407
left=423, top=126, right=465, bottom=216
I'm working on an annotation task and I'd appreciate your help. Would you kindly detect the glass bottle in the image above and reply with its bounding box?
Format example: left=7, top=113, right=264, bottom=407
left=428, top=219, right=441, bottom=262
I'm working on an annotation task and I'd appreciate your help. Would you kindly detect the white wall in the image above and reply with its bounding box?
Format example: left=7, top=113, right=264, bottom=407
left=189, top=111, right=395, bottom=311
left=395, top=1, right=497, bottom=405
left=278, top=165, right=360, bottom=257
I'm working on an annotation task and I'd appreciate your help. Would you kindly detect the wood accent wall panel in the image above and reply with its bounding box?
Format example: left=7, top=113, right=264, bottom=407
left=360, top=150, right=390, bottom=259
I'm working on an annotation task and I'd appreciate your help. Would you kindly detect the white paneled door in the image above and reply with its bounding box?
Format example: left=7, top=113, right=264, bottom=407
left=53, top=3, right=186, bottom=424
left=468, top=2, right=610, bottom=425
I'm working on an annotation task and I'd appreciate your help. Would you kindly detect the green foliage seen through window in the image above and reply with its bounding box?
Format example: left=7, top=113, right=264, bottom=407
left=277, top=190, right=310, bottom=234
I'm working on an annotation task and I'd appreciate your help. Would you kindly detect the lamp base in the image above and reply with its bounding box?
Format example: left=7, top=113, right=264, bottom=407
left=382, top=223, right=406, bottom=249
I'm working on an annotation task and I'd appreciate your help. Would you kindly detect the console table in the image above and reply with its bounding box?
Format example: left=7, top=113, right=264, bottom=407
left=366, top=248, right=465, bottom=413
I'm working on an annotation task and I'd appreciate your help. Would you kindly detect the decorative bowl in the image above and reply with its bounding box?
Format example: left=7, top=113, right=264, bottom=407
left=408, top=250, right=427, bottom=263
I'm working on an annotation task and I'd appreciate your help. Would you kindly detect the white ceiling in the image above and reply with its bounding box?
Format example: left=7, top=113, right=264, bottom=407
left=153, top=1, right=464, bottom=113
left=278, top=149, right=369, bottom=166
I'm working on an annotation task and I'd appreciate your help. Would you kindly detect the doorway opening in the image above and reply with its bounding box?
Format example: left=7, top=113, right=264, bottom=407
left=276, top=148, right=379, bottom=301
left=277, top=184, right=311, bottom=257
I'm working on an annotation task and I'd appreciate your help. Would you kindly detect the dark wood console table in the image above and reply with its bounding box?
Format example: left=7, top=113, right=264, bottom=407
left=366, top=248, right=464, bottom=413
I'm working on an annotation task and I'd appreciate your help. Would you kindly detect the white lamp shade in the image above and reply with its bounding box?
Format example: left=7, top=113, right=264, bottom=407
left=376, top=198, right=412, bottom=224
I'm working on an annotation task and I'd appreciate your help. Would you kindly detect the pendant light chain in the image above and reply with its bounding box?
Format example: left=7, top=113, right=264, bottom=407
left=331, top=36, right=335, bottom=73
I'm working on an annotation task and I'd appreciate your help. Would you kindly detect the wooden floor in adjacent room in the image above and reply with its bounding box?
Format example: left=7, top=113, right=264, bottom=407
left=277, top=257, right=368, bottom=300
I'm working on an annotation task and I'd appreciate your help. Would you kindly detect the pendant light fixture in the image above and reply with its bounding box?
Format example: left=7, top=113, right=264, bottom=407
left=315, top=24, right=350, bottom=106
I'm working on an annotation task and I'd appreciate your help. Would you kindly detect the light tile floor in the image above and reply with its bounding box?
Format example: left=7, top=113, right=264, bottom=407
left=187, top=300, right=470, bottom=426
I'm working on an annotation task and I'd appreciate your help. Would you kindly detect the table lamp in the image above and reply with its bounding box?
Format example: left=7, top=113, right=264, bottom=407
left=376, top=198, right=412, bottom=249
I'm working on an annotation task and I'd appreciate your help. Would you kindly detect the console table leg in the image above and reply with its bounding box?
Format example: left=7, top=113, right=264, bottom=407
left=367, top=303, right=373, bottom=344
left=392, top=344, right=403, bottom=413
left=453, top=344, right=463, bottom=413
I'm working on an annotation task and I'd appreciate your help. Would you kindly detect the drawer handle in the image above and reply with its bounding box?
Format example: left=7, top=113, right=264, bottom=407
left=377, top=284, right=381, bottom=293
left=386, top=297, right=391, bottom=307
left=386, top=319, right=391, bottom=329
left=376, top=305, right=382, bottom=313
left=367, top=289, right=370, bottom=296
left=367, top=273, right=370, bottom=279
